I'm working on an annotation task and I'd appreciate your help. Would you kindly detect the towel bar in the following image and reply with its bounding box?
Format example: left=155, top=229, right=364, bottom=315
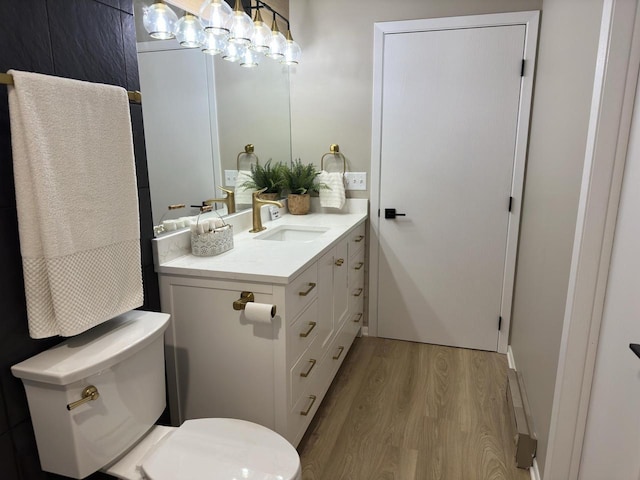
left=320, top=144, right=346, bottom=174
left=0, top=72, right=142, bottom=104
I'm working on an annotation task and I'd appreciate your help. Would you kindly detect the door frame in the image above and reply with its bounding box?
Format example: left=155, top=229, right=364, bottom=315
left=544, top=1, right=640, bottom=478
left=368, top=11, right=540, bottom=353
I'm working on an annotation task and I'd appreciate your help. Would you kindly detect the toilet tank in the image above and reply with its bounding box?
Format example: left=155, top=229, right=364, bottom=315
left=11, top=310, right=170, bottom=479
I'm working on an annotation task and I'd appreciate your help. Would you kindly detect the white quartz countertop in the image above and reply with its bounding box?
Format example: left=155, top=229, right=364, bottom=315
left=156, top=211, right=367, bottom=284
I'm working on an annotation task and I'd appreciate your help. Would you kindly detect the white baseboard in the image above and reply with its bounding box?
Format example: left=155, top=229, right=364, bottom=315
left=507, top=345, right=516, bottom=370
left=509, top=345, right=538, bottom=480
left=530, top=458, right=541, bottom=480
left=361, top=326, right=369, bottom=336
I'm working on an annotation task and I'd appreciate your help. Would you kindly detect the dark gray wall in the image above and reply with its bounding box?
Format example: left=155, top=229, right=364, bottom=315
left=0, top=1, right=160, bottom=478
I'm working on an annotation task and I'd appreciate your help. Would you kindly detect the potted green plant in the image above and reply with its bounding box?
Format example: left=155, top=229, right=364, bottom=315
left=241, top=160, right=285, bottom=200
left=281, top=160, right=327, bottom=215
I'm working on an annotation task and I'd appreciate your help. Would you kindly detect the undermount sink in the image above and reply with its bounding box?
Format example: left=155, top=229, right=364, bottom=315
left=255, top=225, right=330, bottom=242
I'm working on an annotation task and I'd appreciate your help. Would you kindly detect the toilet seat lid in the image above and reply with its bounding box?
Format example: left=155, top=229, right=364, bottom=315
left=141, top=418, right=301, bottom=480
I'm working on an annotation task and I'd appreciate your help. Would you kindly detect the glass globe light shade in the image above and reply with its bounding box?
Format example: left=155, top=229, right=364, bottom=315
left=240, top=48, right=260, bottom=68
left=199, top=0, right=231, bottom=36
left=175, top=14, right=204, bottom=48
left=265, top=20, right=286, bottom=60
left=201, top=30, right=226, bottom=55
left=281, top=31, right=302, bottom=65
left=249, top=9, right=270, bottom=53
left=222, top=42, right=245, bottom=62
left=226, top=0, right=253, bottom=46
left=143, top=2, right=178, bottom=40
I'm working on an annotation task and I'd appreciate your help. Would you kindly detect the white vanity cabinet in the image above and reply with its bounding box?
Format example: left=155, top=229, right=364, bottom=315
left=158, top=218, right=366, bottom=446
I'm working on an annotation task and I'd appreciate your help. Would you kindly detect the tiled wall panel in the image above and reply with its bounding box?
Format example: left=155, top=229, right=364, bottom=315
left=0, top=1, right=159, bottom=476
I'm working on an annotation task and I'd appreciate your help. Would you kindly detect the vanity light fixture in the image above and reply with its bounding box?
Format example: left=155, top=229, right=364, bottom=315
left=142, top=0, right=301, bottom=67
left=202, top=29, right=227, bottom=55
left=265, top=16, right=286, bottom=60
left=281, top=30, right=301, bottom=65
left=249, top=8, right=271, bottom=53
left=143, top=0, right=179, bottom=40
left=175, top=13, right=205, bottom=47
left=222, top=41, right=245, bottom=62
left=227, top=0, right=254, bottom=46
left=199, top=0, right=231, bottom=36
left=240, top=48, right=260, bottom=68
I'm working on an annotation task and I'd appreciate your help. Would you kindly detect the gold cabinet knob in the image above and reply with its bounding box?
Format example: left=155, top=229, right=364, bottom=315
left=335, top=258, right=344, bottom=266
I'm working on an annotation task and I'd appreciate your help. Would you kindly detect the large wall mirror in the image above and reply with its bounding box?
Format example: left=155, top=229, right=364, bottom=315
left=134, top=1, right=292, bottom=228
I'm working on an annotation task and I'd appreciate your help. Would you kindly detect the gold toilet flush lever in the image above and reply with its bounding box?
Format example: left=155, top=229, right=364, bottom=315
left=67, top=385, right=99, bottom=411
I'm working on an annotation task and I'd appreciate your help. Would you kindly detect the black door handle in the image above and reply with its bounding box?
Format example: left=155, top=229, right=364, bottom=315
left=385, top=208, right=407, bottom=219
left=630, top=344, right=640, bottom=359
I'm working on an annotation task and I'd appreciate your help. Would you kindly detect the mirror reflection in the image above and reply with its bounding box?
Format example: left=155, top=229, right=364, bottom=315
left=135, top=25, right=291, bottom=231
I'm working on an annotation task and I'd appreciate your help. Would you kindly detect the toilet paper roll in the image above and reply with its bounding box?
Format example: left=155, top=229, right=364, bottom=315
left=244, top=302, right=276, bottom=324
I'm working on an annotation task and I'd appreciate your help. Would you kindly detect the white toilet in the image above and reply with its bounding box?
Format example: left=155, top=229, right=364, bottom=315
left=11, top=310, right=302, bottom=480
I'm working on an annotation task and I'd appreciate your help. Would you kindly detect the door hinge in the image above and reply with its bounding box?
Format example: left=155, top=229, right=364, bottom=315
left=508, top=196, right=513, bottom=212
left=521, top=59, right=525, bottom=77
left=498, top=316, right=503, bottom=331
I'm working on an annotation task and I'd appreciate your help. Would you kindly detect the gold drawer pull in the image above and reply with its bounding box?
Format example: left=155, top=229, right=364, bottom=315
left=333, top=346, right=345, bottom=360
left=299, top=282, right=317, bottom=296
left=300, top=359, right=317, bottom=377
left=66, top=385, right=99, bottom=411
left=354, top=262, right=364, bottom=270
left=335, top=258, right=344, bottom=266
left=353, top=313, right=363, bottom=323
left=354, top=235, right=364, bottom=243
left=300, top=395, right=317, bottom=416
left=299, top=321, right=317, bottom=338
left=353, top=288, right=363, bottom=297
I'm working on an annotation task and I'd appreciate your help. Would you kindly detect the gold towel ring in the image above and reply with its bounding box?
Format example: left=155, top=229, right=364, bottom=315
left=320, top=144, right=346, bottom=174
left=237, top=144, right=260, bottom=171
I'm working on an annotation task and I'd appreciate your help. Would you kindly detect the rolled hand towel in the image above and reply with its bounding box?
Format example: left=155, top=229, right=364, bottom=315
left=234, top=170, right=255, bottom=205
left=318, top=171, right=346, bottom=209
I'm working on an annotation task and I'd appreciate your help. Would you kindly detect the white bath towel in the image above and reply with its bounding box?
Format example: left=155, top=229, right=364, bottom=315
left=318, top=171, right=346, bottom=209
left=234, top=169, right=255, bottom=205
left=8, top=70, right=143, bottom=338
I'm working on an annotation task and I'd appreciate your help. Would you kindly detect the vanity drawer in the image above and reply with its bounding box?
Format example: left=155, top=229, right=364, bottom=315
left=288, top=299, right=319, bottom=366
left=326, top=320, right=357, bottom=388
left=289, top=337, right=322, bottom=407
left=285, top=263, right=318, bottom=323
left=347, top=222, right=366, bottom=258
left=287, top=370, right=325, bottom=445
left=348, top=248, right=365, bottom=287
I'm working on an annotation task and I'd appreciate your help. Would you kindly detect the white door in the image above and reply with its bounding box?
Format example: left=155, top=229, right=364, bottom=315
left=578, top=72, right=640, bottom=480
left=371, top=14, right=538, bottom=352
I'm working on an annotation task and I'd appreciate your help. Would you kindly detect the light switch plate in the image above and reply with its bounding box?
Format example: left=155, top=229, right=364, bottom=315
left=344, top=172, right=367, bottom=190
left=269, top=205, right=281, bottom=220
left=224, top=169, right=238, bottom=186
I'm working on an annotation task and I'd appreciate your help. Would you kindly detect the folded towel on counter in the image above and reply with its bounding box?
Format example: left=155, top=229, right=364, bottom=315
left=234, top=169, right=255, bottom=205
left=317, top=171, right=346, bottom=209
left=8, top=70, right=143, bottom=338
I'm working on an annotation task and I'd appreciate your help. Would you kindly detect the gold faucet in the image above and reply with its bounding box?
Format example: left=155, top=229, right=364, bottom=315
left=250, top=188, right=283, bottom=233
left=204, top=186, right=236, bottom=215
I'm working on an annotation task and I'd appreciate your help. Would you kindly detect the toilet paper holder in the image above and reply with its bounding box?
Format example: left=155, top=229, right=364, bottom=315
left=233, top=291, right=255, bottom=310
left=233, top=292, right=278, bottom=318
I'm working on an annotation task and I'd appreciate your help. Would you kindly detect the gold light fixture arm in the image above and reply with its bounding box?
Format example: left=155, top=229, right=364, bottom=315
left=320, top=144, right=346, bottom=174
left=0, top=72, right=142, bottom=104
left=66, top=385, right=100, bottom=411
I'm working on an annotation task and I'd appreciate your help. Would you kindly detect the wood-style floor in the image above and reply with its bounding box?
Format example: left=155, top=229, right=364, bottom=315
left=297, top=337, right=529, bottom=480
